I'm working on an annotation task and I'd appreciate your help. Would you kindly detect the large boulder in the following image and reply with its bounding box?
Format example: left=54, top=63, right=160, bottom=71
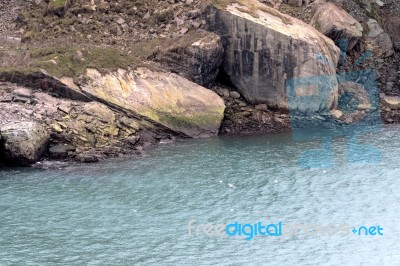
left=364, top=19, right=394, bottom=58
left=206, top=0, right=340, bottom=113
left=155, top=30, right=224, bottom=87
left=310, top=3, right=363, bottom=51
left=0, top=122, right=49, bottom=166
left=74, top=68, right=225, bottom=138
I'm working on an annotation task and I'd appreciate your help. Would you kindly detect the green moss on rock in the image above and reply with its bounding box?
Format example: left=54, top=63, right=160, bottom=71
left=0, top=38, right=164, bottom=80
left=48, top=0, right=68, bottom=9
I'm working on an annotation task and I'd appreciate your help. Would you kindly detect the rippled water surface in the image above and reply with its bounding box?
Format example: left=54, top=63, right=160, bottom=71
left=1, top=125, right=400, bottom=265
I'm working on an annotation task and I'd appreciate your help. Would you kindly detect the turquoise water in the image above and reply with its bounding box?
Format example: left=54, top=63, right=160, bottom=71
left=1, top=125, right=400, bottom=265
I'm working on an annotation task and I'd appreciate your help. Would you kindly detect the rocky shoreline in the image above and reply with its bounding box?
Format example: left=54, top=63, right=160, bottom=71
left=1, top=0, right=400, bottom=167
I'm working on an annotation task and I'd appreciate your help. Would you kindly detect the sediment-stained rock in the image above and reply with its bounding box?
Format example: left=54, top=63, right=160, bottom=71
left=206, top=0, right=340, bottom=113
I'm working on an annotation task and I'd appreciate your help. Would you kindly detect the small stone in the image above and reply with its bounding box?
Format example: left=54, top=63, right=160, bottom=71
left=33, top=92, right=58, bottom=105
left=255, top=104, right=268, bottom=111
left=12, top=96, right=30, bottom=103
left=49, top=144, right=76, bottom=157
left=221, top=89, right=230, bottom=98
left=51, top=123, right=63, bottom=133
left=12, top=87, right=32, bottom=98
left=230, top=91, right=241, bottom=99
left=58, top=103, right=72, bottom=114
left=0, top=96, right=12, bottom=102
left=375, top=0, right=384, bottom=7
left=115, top=16, right=125, bottom=25
left=330, top=109, right=344, bottom=119
left=5, top=37, right=21, bottom=45
left=143, top=11, right=151, bottom=20
left=175, top=17, right=184, bottom=26
left=179, top=27, right=189, bottom=34
left=191, top=21, right=201, bottom=29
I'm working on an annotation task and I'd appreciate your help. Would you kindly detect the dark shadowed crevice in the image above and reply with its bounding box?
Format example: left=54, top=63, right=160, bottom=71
left=0, top=137, right=6, bottom=167
left=214, top=66, right=237, bottom=89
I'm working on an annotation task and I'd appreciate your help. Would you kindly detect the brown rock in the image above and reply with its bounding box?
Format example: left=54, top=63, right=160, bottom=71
left=310, top=3, right=363, bottom=51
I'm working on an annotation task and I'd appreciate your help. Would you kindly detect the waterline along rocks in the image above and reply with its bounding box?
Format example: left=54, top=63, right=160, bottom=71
left=1, top=0, right=400, bottom=166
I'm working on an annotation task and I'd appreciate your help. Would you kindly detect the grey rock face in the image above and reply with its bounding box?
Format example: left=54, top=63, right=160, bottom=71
left=385, top=16, right=400, bottom=51
left=155, top=30, right=224, bottom=87
left=206, top=0, right=340, bottom=113
left=0, top=122, right=49, bottom=166
left=310, top=3, right=363, bottom=51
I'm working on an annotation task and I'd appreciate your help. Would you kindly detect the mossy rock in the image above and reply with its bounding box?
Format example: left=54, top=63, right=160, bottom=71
left=47, top=0, right=70, bottom=16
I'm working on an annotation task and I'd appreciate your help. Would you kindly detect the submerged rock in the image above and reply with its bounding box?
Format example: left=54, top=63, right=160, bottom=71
left=0, top=122, right=49, bottom=166
left=206, top=0, right=340, bottom=112
left=76, top=68, right=226, bottom=138
left=310, top=3, right=363, bottom=51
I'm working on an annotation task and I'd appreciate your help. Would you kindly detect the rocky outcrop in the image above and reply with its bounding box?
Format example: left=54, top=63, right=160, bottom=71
left=0, top=121, right=49, bottom=166
left=364, top=19, right=394, bottom=58
left=73, top=68, right=225, bottom=138
left=206, top=0, right=340, bottom=113
left=310, top=3, right=363, bottom=51
left=0, top=81, right=177, bottom=164
left=155, top=30, right=224, bottom=87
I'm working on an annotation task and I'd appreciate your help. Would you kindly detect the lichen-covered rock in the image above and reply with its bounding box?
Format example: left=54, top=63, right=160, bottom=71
left=155, top=30, right=224, bottom=87
left=75, top=68, right=226, bottom=138
left=0, top=122, right=49, bottom=166
left=206, top=0, right=340, bottom=113
left=310, top=3, right=363, bottom=51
